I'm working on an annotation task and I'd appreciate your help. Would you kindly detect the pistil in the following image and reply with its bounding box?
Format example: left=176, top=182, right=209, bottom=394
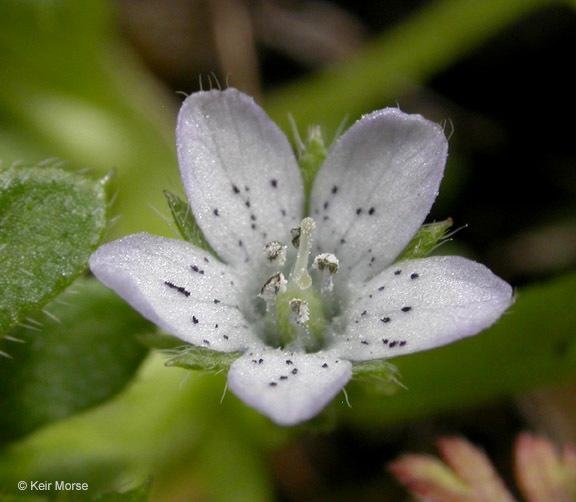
left=290, top=217, right=315, bottom=290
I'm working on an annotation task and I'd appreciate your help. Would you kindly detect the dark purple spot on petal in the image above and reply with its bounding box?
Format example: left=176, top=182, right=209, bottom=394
left=292, top=368, right=298, bottom=374
left=394, top=270, right=402, bottom=275
left=389, top=341, right=398, bottom=348
left=368, top=207, right=375, bottom=215
left=322, top=363, right=328, bottom=368
left=332, top=186, right=338, bottom=194
left=232, top=184, right=240, bottom=194
left=401, top=306, right=412, bottom=312
left=213, top=208, right=220, bottom=216
left=356, top=208, right=362, bottom=215
left=380, top=317, right=391, bottom=323
left=192, top=316, right=199, bottom=324
left=378, top=286, right=385, bottom=291
left=411, top=273, right=419, bottom=279
left=361, top=341, right=369, bottom=345
left=164, top=281, right=191, bottom=297
left=269, top=382, right=277, bottom=387
left=270, top=179, right=277, bottom=188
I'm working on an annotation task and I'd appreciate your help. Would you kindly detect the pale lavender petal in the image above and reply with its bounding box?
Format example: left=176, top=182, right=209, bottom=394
left=227, top=347, right=352, bottom=426
left=310, top=108, right=448, bottom=285
left=335, top=256, right=513, bottom=361
left=89, top=233, right=257, bottom=352
left=176, top=89, right=304, bottom=274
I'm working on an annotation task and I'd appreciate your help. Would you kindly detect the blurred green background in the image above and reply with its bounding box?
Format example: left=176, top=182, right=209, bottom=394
left=1, top=0, right=576, bottom=500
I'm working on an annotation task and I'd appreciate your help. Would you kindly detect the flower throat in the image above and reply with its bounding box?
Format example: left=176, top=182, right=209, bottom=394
left=259, top=217, right=339, bottom=352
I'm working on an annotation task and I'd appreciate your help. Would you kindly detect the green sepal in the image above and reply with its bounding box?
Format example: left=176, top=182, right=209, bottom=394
left=163, top=190, right=215, bottom=254
left=397, top=218, right=454, bottom=261
left=166, top=345, right=241, bottom=373
left=352, top=359, right=403, bottom=394
left=0, top=164, right=108, bottom=336
left=291, top=123, right=328, bottom=211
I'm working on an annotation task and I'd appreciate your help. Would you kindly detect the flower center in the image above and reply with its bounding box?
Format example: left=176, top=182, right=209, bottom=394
left=258, top=217, right=339, bottom=352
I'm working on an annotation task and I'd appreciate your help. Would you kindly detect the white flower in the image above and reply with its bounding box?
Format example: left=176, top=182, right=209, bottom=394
left=89, top=89, right=513, bottom=426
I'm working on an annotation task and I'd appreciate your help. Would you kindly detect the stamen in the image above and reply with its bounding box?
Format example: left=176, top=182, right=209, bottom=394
left=291, top=217, right=316, bottom=290
left=259, top=273, right=287, bottom=305
left=313, top=253, right=339, bottom=292
left=289, top=298, right=310, bottom=326
left=290, top=227, right=301, bottom=248
left=313, top=253, right=339, bottom=274
left=264, top=240, right=287, bottom=267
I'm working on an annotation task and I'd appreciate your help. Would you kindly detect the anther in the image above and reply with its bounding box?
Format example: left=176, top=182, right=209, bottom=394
left=313, top=252, right=339, bottom=292
left=264, top=240, right=287, bottom=267
left=259, top=273, right=287, bottom=303
left=313, top=253, right=339, bottom=274
left=290, top=227, right=301, bottom=248
left=289, top=298, right=310, bottom=326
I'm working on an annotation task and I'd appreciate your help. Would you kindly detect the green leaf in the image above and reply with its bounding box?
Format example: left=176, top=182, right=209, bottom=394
left=397, top=218, right=454, bottom=261
left=166, top=345, right=241, bottom=373
left=163, top=190, right=215, bottom=254
left=0, top=278, right=150, bottom=444
left=345, top=271, right=576, bottom=425
left=0, top=165, right=108, bottom=336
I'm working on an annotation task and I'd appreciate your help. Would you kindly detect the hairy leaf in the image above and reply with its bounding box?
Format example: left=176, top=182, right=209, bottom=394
left=0, top=166, right=108, bottom=335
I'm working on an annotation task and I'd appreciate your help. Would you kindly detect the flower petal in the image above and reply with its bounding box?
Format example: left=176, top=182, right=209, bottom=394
left=310, top=108, right=448, bottom=285
left=227, top=347, right=352, bottom=426
left=89, top=233, right=257, bottom=352
left=336, top=256, right=513, bottom=361
left=176, top=89, right=304, bottom=273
